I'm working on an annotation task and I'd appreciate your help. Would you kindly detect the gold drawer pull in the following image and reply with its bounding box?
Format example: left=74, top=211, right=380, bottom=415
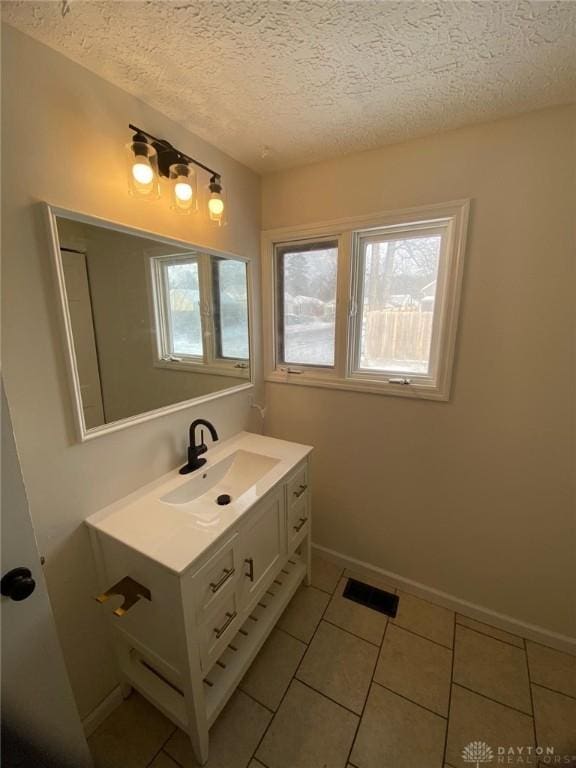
left=293, top=516, right=307, bottom=532
left=209, top=567, right=234, bottom=593
left=293, top=483, right=308, bottom=499
left=214, top=611, right=237, bottom=639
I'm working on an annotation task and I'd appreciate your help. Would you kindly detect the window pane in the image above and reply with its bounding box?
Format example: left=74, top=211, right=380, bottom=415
left=279, top=244, right=338, bottom=367
left=166, top=261, right=202, bottom=356
left=358, top=234, right=442, bottom=375
left=215, top=259, right=249, bottom=359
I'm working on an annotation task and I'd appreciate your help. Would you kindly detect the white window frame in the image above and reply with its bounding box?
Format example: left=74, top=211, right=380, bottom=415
left=211, top=256, right=251, bottom=368
left=150, top=252, right=250, bottom=378
left=153, top=253, right=204, bottom=364
left=273, top=237, right=342, bottom=376
left=261, top=199, right=470, bottom=401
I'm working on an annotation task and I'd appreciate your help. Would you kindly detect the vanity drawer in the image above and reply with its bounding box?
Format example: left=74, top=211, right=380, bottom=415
left=199, top=592, right=240, bottom=672
left=287, top=463, right=308, bottom=508
left=191, top=535, right=238, bottom=620
left=287, top=494, right=309, bottom=547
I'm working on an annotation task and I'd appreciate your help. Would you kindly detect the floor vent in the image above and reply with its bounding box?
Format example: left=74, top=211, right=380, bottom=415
left=343, top=577, right=399, bottom=617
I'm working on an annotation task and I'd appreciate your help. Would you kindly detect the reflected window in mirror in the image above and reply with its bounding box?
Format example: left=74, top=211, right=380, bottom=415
left=151, top=253, right=249, bottom=373
left=212, top=257, right=249, bottom=364
left=155, top=256, right=203, bottom=361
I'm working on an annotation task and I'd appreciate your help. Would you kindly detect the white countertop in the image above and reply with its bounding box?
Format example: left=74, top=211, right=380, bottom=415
left=86, top=431, right=312, bottom=574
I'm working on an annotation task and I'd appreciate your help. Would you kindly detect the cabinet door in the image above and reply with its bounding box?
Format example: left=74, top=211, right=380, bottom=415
left=239, top=488, right=286, bottom=614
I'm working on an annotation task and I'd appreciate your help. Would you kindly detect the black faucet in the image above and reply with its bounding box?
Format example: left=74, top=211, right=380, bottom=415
left=179, top=419, right=219, bottom=475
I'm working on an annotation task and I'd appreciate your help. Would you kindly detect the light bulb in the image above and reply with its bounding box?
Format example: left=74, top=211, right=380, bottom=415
left=208, top=196, right=224, bottom=217
left=126, top=138, right=159, bottom=199
left=208, top=176, right=225, bottom=224
left=132, top=161, right=154, bottom=185
left=169, top=162, right=197, bottom=213
left=175, top=181, right=193, bottom=202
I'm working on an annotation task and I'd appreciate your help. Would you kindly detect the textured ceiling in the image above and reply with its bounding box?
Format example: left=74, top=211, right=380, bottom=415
left=3, top=0, right=576, bottom=172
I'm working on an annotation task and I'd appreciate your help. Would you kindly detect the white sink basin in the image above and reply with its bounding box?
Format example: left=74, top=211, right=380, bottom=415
left=86, top=432, right=313, bottom=573
left=161, top=450, right=280, bottom=508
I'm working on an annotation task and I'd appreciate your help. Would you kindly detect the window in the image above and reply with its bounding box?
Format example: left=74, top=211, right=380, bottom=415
left=161, top=258, right=203, bottom=359
left=351, top=226, right=444, bottom=380
left=276, top=241, right=338, bottom=368
left=151, top=252, right=249, bottom=374
left=263, top=201, right=469, bottom=400
left=212, top=257, right=250, bottom=361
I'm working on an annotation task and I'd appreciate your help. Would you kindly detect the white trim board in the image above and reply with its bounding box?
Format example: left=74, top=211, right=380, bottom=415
left=82, top=686, right=124, bottom=737
left=313, top=544, right=576, bottom=656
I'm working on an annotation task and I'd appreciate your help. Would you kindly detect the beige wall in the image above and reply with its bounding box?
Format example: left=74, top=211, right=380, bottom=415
left=2, top=24, right=261, bottom=718
left=262, top=105, right=576, bottom=639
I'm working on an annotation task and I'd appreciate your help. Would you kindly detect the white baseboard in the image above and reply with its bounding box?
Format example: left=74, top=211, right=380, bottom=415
left=82, top=686, right=124, bottom=737
left=313, top=544, right=576, bottom=656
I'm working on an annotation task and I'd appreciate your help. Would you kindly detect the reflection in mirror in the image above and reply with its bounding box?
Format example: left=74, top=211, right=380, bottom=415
left=54, top=214, right=250, bottom=433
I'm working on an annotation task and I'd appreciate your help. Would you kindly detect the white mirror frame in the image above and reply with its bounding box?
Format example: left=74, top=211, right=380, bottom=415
left=44, top=203, right=254, bottom=442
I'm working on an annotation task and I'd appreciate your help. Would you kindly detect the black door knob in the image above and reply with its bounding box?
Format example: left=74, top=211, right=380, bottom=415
left=1, top=567, right=36, bottom=601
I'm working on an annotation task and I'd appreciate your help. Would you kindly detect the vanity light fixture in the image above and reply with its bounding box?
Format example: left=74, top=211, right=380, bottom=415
left=127, top=124, right=225, bottom=221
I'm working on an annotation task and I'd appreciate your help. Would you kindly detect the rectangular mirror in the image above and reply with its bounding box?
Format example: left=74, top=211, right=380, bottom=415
left=46, top=206, right=252, bottom=441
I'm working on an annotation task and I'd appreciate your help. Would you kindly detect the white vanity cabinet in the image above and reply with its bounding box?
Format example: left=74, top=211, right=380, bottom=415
left=87, top=432, right=312, bottom=766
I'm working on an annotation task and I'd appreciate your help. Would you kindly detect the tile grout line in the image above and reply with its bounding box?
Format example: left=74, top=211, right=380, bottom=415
left=530, top=680, right=576, bottom=702
left=157, top=751, right=180, bottom=768
left=238, top=686, right=276, bottom=716
left=348, top=572, right=570, bottom=661
left=321, top=616, right=383, bottom=647
left=311, top=567, right=344, bottom=597
left=456, top=621, right=528, bottom=652
left=162, top=570, right=340, bottom=768
left=246, top=660, right=291, bottom=768
left=455, top=618, right=524, bottom=649
left=451, top=682, right=535, bottom=718
left=370, top=679, right=449, bottom=722
left=291, top=569, right=348, bottom=693
left=246, top=566, right=343, bottom=766
left=441, top=610, right=456, bottom=766
left=526, top=636, right=576, bottom=656
left=273, top=624, right=309, bottom=645
left=344, top=608, right=391, bottom=766
left=294, top=677, right=366, bottom=719
left=524, top=637, right=539, bottom=750
left=277, top=575, right=339, bottom=645
left=275, top=624, right=312, bottom=646
left=144, top=723, right=177, bottom=768
left=390, top=618, right=454, bottom=650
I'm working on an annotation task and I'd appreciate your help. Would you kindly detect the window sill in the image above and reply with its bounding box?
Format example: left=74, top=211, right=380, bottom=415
left=265, top=370, right=449, bottom=401
left=154, top=360, right=250, bottom=379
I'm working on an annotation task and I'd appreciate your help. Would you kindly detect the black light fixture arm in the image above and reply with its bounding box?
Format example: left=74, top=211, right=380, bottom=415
left=129, top=123, right=222, bottom=182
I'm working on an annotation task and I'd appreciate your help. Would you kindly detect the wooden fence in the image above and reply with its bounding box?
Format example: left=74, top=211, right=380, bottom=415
left=364, top=308, right=433, bottom=363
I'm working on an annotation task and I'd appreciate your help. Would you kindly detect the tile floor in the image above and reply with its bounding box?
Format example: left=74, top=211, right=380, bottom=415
left=89, top=554, right=576, bottom=768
